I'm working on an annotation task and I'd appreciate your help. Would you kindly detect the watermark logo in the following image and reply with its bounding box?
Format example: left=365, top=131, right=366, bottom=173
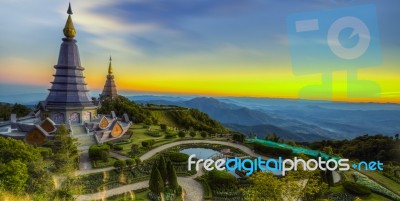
left=188, top=155, right=383, bottom=176
left=286, top=4, right=381, bottom=99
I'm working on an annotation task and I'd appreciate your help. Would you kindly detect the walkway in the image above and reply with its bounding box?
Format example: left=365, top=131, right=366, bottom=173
left=76, top=140, right=261, bottom=176
left=75, top=140, right=244, bottom=200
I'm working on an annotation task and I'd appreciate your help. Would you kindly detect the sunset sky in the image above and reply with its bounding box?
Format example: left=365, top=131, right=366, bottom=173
left=0, top=0, right=399, bottom=103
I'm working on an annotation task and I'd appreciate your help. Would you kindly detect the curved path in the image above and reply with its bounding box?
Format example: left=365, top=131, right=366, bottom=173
left=76, top=140, right=264, bottom=176
left=76, top=140, right=251, bottom=200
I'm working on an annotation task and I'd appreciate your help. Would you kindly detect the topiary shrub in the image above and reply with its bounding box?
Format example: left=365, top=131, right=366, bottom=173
left=178, top=130, right=186, bottom=138
left=343, top=181, right=371, bottom=196
left=168, top=152, right=189, bottom=163
left=164, top=133, right=177, bottom=139
left=207, top=169, right=236, bottom=188
left=114, top=145, right=123, bottom=151
left=89, top=144, right=110, bottom=160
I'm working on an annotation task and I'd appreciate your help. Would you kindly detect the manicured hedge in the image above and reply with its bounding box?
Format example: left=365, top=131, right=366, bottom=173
left=89, top=144, right=110, bottom=160
left=168, top=152, right=189, bottom=163
left=114, top=144, right=123, bottom=151
left=343, top=181, right=371, bottom=196
left=253, top=142, right=292, bottom=157
left=141, top=139, right=155, bottom=148
left=207, top=169, right=236, bottom=187
left=145, top=131, right=162, bottom=137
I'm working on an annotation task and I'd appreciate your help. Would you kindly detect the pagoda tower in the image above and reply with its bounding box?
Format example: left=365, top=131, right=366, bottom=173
left=43, top=3, right=97, bottom=124
left=100, top=57, right=118, bottom=99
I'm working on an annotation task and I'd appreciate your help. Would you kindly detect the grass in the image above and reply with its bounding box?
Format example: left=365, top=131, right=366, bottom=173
left=120, top=123, right=228, bottom=156
left=358, top=169, right=400, bottom=196
left=328, top=181, right=393, bottom=201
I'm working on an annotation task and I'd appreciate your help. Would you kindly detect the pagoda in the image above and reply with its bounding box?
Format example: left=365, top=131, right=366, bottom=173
left=42, top=3, right=97, bottom=124
left=100, top=57, right=118, bottom=99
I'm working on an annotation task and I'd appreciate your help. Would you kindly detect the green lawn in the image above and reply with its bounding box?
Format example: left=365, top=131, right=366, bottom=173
left=358, top=169, right=400, bottom=196
left=120, top=123, right=228, bottom=156
left=328, top=181, right=393, bottom=201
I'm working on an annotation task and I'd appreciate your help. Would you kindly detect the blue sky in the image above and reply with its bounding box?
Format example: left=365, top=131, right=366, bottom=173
left=0, top=0, right=399, bottom=102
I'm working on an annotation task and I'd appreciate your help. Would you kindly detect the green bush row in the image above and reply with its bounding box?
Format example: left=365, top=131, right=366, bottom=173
left=253, top=142, right=292, bottom=157
left=343, top=181, right=371, bottom=196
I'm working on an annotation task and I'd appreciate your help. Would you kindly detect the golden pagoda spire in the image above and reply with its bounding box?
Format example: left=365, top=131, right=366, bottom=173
left=108, top=56, right=113, bottom=74
left=63, top=2, right=76, bottom=38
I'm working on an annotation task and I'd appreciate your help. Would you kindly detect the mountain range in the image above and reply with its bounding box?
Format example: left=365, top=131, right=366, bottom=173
left=128, top=96, right=400, bottom=142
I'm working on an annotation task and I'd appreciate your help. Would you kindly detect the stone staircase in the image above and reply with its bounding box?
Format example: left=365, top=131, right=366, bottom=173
left=71, top=125, right=87, bottom=135
left=70, top=125, right=97, bottom=150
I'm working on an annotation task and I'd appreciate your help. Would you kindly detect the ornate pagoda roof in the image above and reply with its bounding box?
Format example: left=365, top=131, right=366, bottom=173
left=101, top=57, right=118, bottom=99
left=45, top=3, right=95, bottom=109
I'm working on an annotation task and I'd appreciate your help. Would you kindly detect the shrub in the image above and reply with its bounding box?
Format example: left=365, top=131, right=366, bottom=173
left=114, top=145, right=123, bottom=151
left=165, top=133, right=177, bottom=139
left=39, top=147, right=52, bottom=159
left=106, top=142, right=114, bottom=149
left=207, top=169, right=236, bottom=187
left=343, top=181, right=371, bottom=196
left=113, top=160, right=126, bottom=171
left=100, top=150, right=110, bottom=162
left=352, top=172, right=400, bottom=200
left=200, top=131, right=208, bottom=138
left=126, top=159, right=135, bottom=169
left=89, top=144, right=110, bottom=160
left=145, top=131, right=162, bottom=137
left=135, top=157, right=142, bottom=165
left=178, top=130, right=186, bottom=138
left=190, top=131, right=196, bottom=138
left=130, top=144, right=139, bottom=155
left=160, top=124, right=167, bottom=131
left=141, top=139, right=155, bottom=148
left=232, top=133, right=245, bottom=143
left=168, top=152, right=189, bottom=163
left=253, top=142, right=292, bottom=157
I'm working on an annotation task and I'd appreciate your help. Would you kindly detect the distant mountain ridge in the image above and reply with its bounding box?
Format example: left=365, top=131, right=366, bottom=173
left=131, top=96, right=400, bottom=142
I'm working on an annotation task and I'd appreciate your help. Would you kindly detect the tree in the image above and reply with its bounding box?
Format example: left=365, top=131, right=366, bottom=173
left=242, top=171, right=303, bottom=201
left=0, top=160, right=29, bottom=193
left=135, top=157, right=142, bottom=166
left=157, top=156, right=168, bottom=185
left=265, top=133, right=280, bottom=142
left=51, top=125, right=79, bottom=174
left=114, top=160, right=126, bottom=172
left=126, top=159, right=135, bottom=169
left=11, top=103, right=31, bottom=118
left=178, top=130, right=186, bottom=138
left=0, top=137, right=54, bottom=198
left=166, top=160, right=179, bottom=191
left=130, top=144, right=139, bottom=156
left=190, top=131, right=196, bottom=138
left=97, top=96, right=151, bottom=123
left=200, top=131, right=208, bottom=138
left=149, top=164, right=164, bottom=196
left=323, top=146, right=334, bottom=156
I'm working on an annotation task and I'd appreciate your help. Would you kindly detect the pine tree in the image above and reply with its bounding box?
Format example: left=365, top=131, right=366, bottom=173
left=149, top=164, right=164, bottom=195
left=167, top=160, right=179, bottom=191
left=157, top=156, right=168, bottom=185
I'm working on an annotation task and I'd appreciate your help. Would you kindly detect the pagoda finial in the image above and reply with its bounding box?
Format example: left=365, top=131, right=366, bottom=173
left=108, top=56, right=113, bottom=74
left=63, top=3, right=76, bottom=38
left=67, top=2, right=73, bottom=15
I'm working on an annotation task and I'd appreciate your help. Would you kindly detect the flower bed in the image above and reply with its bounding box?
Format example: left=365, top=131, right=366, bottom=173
left=352, top=172, right=400, bottom=201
